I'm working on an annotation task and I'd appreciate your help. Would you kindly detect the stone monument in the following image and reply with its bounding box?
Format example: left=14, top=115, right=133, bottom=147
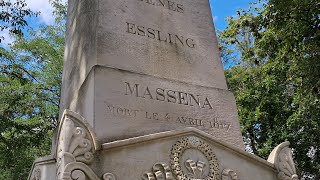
left=28, top=0, right=301, bottom=179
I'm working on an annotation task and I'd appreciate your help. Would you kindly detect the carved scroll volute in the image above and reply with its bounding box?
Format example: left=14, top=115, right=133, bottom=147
left=268, top=142, right=300, bottom=180
left=56, top=110, right=100, bottom=180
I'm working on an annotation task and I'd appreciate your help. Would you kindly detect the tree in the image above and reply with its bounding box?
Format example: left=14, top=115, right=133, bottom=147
left=0, top=1, right=66, bottom=178
left=0, top=0, right=38, bottom=43
left=219, top=0, right=320, bottom=178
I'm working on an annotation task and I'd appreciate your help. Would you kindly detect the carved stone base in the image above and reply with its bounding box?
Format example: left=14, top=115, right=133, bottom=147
left=29, top=110, right=300, bottom=180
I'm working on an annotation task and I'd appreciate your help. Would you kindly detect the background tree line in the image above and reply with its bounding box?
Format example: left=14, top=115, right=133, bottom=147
left=0, top=0, right=319, bottom=179
left=219, top=0, right=320, bottom=178
left=0, top=0, right=65, bottom=179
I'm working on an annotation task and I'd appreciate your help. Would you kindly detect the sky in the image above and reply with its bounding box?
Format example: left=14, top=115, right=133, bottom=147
left=0, top=0, right=67, bottom=47
left=1, top=0, right=253, bottom=47
left=210, top=0, right=254, bottom=30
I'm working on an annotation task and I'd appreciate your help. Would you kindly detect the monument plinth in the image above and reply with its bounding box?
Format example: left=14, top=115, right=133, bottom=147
left=28, top=0, right=301, bottom=180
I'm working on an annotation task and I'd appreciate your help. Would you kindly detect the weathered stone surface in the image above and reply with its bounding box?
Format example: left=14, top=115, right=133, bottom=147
left=28, top=155, right=56, bottom=180
left=99, top=129, right=277, bottom=180
left=61, top=0, right=226, bottom=102
left=73, top=66, right=243, bottom=149
left=30, top=111, right=279, bottom=180
left=96, top=0, right=226, bottom=88
left=29, top=110, right=301, bottom=180
left=60, top=0, right=242, bottom=148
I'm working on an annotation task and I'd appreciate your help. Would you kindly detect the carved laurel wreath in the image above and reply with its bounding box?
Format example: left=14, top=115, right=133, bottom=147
left=170, top=136, right=220, bottom=180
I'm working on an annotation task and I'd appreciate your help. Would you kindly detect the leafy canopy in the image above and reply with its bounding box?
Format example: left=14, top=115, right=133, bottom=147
left=0, top=0, right=66, bottom=179
left=219, top=0, right=320, bottom=178
left=0, top=0, right=38, bottom=43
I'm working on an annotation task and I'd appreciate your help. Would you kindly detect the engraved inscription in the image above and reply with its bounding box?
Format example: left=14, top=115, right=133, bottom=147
left=126, top=22, right=196, bottom=48
left=107, top=104, right=139, bottom=118
left=105, top=103, right=232, bottom=132
left=209, top=119, right=232, bottom=132
left=124, top=82, right=212, bottom=109
left=175, top=116, right=205, bottom=127
left=139, top=0, right=184, bottom=13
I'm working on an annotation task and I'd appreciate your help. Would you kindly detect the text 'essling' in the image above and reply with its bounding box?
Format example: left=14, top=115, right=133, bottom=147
left=126, top=22, right=196, bottom=49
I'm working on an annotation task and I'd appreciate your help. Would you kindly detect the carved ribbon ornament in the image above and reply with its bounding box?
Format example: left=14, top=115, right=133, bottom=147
left=142, top=163, right=174, bottom=180
left=185, top=160, right=206, bottom=179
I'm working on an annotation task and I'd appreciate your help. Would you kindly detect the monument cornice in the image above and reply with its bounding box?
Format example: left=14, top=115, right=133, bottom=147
left=101, top=127, right=276, bottom=171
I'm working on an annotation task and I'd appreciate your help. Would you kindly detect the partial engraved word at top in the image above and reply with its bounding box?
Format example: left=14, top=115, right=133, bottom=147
left=140, top=0, right=184, bottom=13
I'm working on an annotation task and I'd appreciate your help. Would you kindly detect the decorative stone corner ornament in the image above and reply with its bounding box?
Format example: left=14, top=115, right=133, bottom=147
left=31, top=168, right=41, bottom=180
left=56, top=110, right=116, bottom=180
left=268, top=142, right=300, bottom=180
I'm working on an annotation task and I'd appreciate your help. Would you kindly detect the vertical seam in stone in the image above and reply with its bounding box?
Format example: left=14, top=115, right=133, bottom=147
left=93, top=0, right=99, bottom=130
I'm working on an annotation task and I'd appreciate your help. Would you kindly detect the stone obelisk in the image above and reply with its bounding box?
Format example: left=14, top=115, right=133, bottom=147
left=28, top=0, right=301, bottom=180
left=59, top=0, right=244, bottom=149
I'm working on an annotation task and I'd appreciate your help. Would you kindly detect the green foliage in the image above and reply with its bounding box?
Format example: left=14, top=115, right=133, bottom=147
left=0, top=16, right=65, bottom=180
left=0, top=0, right=38, bottom=43
left=220, top=0, right=320, bottom=178
left=0, top=0, right=318, bottom=178
left=0, top=0, right=66, bottom=178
